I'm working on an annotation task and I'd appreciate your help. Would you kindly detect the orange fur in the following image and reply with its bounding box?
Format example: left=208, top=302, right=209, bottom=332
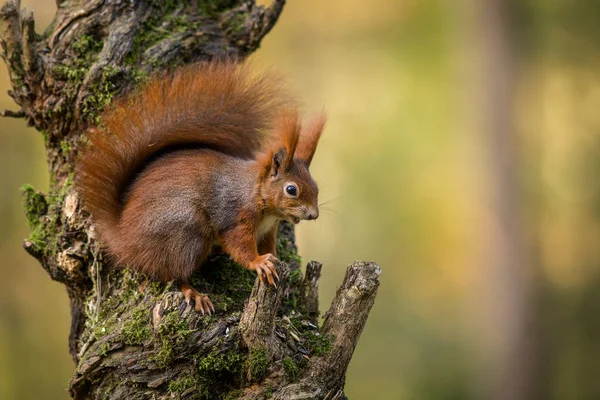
left=296, top=112, right=326, bottom=166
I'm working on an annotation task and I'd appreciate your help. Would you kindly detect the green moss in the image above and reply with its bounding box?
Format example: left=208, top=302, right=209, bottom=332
left=51, top=34, right=106, bottom=122
left=158, top=311, right=195, bottom=343
left=224, top=12, right=247, bottom=34
left=72, top=34, right=103, bottom=58
left=246, top=348, right=268, bottom=382
left=27, top=223, right=49, bottom=251
left=50, top=33, right=119, bottom=124
left=54, top=64, right=88, bottom=84
left=276, top=237, right=302, bottom=266
left=282, top=357, right=299, bottom=382
left=97, top=288, right=128, bottom=322
left=20, top=183, right=62, bottom=257
left=168, top=373, right=197, bottom=394
left=92, top=317, right=118, bottom=341
left=122, top=270, right=145, bottom=303
left=121, top=307, right=151, bottom=345
left=147, top=280, right=166, bottom=297
left=198, top=346, right=246, bottom=374
left=195, top=344, right=248, bottom=397
left=288, top=268, right=302, bottom=285
left=263, top=385, right=273, bottom=398
left=59, top=139, right=73, bottom=155
left=197, top=0, right=237, bottom=16
left=152, top=338, right=174, bottom=368
left=150, top=311, right=195, bottom=368
left=81, top=65, right=121, bottom=124
left=99, top=342, right=110, bottom=357
left=305, top=332, right=333, bottom=356
left=20, top=184, right=47, bottom=228
left=125, top=2, right=178, bottom=67
left=191, top=255, right=255, bottom=312
left=40, top=130, right=49, bottom=145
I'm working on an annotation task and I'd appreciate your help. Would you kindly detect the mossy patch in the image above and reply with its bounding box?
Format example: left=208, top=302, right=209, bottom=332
left=122, top=307, right=151, bottom=345
left=287, top=314, right=334, bottom=357
left=167, top=372, right=198, bottom=394
left=99, top=342, right=110, bottom=357
left=72, top=34, right=103, bottom=57
left=150, top=310, right=196, bottom=368
left=125, top=3, right=196, bottom=67
left=197, top=0, right=238, bottom=16
left=20, top=182, right=63, bottom=257
left=263, top=385, right=273, bottom=398
left=191, top=255, right=256, bottom=312
left=157, top=310, right=195, bottom=343
left=276, top=236, right=302, bottom=266
left=282, top=356, right=299, bottom=382
left=51, top=33, right=109, bottom=123
left=196, top=343, right=248, bottom=398
left=282, top=355, right=308, bottom=383
left=223, top=12, right=247, bottom=35
left=81, top=65, right=122, bottom=124
left=304, top=331, right=333, bottom=356
left=21, top=184, right=48, bottom=228
left=246, top=348, right=268, bottom=382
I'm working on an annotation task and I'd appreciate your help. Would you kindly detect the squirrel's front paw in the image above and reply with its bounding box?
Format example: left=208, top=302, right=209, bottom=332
left=249, top=254, right=280, bottom=287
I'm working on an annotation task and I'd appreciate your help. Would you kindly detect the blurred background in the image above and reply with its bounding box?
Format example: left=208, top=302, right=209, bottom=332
left=2, top=0, right=600, bottom=399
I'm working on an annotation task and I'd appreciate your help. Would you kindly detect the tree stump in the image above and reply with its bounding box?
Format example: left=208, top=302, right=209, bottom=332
left=0, top=1, right=381, bottom=398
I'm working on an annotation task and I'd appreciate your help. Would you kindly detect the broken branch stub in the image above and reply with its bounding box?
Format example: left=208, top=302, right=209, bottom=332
left=240, top=260, right=290, bottom=353
left=318, top=261, right=381, bottom=383
left=275, top=261, right=381, bottom=399
left=300, top=260, right=322, bottom=325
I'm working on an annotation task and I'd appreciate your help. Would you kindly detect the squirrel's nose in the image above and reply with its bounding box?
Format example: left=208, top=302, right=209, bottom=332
left=306, top=208, right=319, bottom=220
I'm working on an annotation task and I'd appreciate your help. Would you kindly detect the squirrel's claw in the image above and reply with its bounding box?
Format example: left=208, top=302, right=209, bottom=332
left=181, top=283, right=214, bottom=315
left=251, top=254, right=280, bottom=287
left=194, top=295, right=214, bottom=315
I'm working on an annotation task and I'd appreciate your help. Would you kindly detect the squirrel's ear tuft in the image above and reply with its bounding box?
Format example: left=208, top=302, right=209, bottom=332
left=296, top=112, right=326, bottom=167
left=259, top=109, right=301, bottom=179
left=274, top=109, right=300, bottom=169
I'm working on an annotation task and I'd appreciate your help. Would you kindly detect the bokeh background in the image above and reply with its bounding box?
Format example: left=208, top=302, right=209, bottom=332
left=2, top=0, right=600, bottom=399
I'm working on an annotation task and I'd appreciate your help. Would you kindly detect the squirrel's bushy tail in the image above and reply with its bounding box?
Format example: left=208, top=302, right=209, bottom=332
left=75, top=61, right=290, bottom=243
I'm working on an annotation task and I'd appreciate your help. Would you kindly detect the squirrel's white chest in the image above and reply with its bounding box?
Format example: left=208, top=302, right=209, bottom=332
left=257, top=214, right=278, bottom=239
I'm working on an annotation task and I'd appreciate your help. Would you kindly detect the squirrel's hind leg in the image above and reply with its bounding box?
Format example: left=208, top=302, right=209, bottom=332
left=180, top=283, right=215, bottom=315
left=175, top=236, right=215, bottom=315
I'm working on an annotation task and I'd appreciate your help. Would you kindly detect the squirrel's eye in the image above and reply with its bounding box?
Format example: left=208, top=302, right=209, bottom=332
left=285, top=184, right=298, bottom=197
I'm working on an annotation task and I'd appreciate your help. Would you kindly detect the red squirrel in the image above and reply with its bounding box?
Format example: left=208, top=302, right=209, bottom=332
left=75, top=61, right=325, bottom=314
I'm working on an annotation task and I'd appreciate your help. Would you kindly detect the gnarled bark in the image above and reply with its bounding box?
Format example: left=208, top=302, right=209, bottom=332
left=0, top=1, right=381, bottom=398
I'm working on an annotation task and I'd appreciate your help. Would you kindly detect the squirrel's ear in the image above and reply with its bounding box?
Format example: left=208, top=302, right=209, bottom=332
left=296, top=112, right=326, bottom=166
left=269, top=147, right=287, bottom=178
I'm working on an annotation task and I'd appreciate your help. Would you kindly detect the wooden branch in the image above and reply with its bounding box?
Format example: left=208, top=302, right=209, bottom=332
left=239, top=260, right=290, bottom=352
left=19, top=8, right=39, bottom=77
left=0, top=0, right=23, bottom=82
left=300, top=260, right=322, bottom=325
left=274, top=261, right=381, bottom=399
left=0, top=109, right=24, bottom=117
left=317, top=262, right=381, bottom=382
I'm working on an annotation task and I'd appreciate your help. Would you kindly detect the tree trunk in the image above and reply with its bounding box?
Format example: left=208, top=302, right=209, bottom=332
left=0, top=1, right=381, bottom=399
left=471, top=0, right=536, bottom=399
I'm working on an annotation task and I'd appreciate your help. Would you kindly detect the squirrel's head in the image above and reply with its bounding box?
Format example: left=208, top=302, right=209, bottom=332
left=258, top=111, right=326, bottom=224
